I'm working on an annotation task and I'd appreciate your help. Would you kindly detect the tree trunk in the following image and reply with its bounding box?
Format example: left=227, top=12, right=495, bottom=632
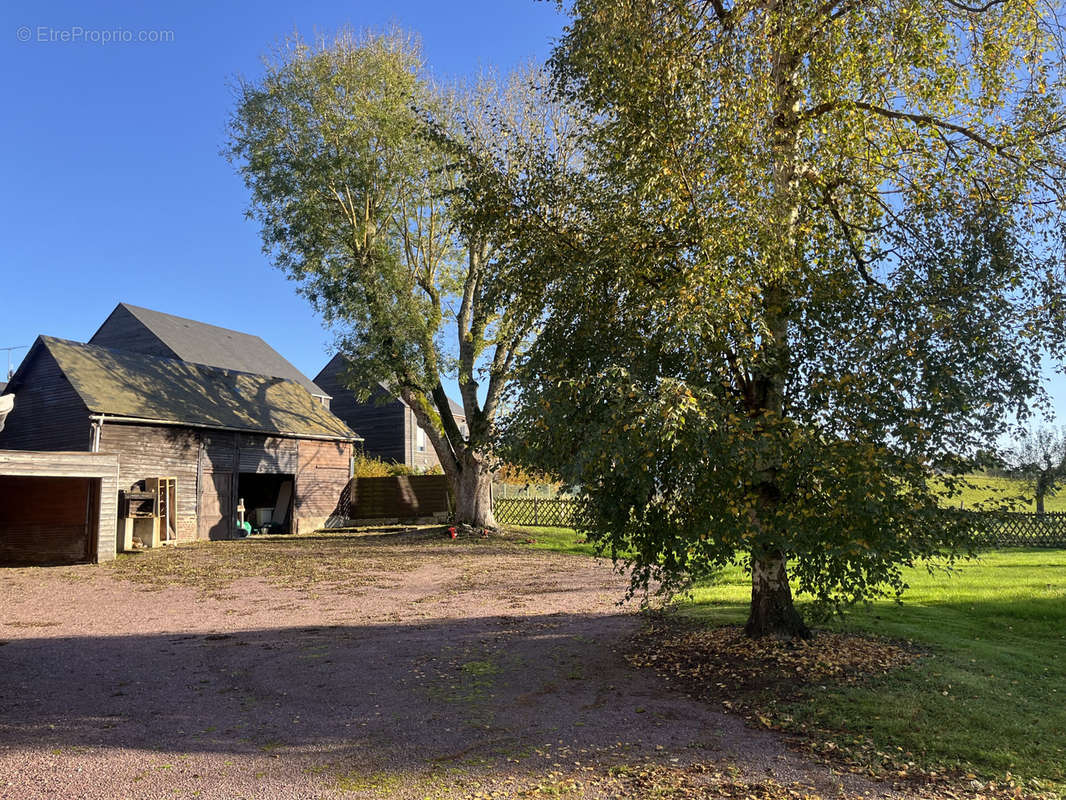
left=1034, top=470, right=1054, bottom=515
left=744, top=551, right=811, bottom=639
left=453, top=456, right=496, bottom=528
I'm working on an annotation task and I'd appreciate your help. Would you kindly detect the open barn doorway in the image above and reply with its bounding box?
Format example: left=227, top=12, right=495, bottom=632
left=237, top=473, right=293, bottom=534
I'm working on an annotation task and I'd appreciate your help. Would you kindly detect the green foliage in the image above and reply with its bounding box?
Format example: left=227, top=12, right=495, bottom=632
left=351, top=453, right=395, bottom=478
left=226, top=29, right=580, bottom=524
left=932, top=473, right=1066, bottom=512
left=351, top=452, right=441, bottom=478
left=504, top=0, right=1066, bottom=631
left=1009, top=426, right=1066, bottom=513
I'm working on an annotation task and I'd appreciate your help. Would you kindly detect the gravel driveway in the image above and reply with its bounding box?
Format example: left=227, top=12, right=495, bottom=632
left=0, top=529, right=893, bottom=799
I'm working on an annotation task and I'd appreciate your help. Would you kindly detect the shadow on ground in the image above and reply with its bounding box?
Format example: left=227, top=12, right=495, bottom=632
left=0, top=612, right=815, bottom=793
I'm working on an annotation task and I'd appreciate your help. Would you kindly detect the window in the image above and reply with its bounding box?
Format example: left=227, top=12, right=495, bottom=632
left=416, top=424, right=426, bottom=452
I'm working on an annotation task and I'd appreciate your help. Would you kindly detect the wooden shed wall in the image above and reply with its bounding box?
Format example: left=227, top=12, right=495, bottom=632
left=97, top=424, right=200, bottom=540
left=0, top=451, right=120, bottom=564
left=95, top=423, right=351, bottom=539
left=295, top=440, right=352, bottom=531
left=0, top=349, right=90, bottom=452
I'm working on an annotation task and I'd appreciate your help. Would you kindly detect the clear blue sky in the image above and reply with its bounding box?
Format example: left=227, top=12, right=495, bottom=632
left=2, top=1, right=1064, bottom=427
left=0, top=0, right=565, bottom=396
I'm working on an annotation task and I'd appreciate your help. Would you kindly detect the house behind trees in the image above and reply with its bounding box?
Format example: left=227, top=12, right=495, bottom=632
left=315, top=353, right=466, bottom=472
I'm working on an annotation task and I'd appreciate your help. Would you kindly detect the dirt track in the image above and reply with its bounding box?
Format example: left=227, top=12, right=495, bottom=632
left=0, top=530, right=894, bottom=799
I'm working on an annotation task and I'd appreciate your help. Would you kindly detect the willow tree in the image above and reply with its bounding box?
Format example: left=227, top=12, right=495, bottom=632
left=507, top=0, right=1066, bottom=635
left=227, top=31, right=578, bottom=525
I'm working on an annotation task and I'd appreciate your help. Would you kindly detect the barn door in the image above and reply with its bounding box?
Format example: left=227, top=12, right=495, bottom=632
left=198, top=471, right=232, bottom=540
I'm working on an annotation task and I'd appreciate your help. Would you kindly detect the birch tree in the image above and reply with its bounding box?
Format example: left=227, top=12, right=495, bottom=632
left=507, top=0, right=1066, bottom=636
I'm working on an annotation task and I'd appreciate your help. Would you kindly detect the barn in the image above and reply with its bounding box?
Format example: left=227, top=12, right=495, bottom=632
left=0, top=336, right=360, bottom=555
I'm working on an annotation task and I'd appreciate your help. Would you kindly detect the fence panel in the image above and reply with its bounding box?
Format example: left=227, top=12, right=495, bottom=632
left=491, top=501, right=1066, bottom=546
left=492, top=497, right=590, bottom=528
left=963, top=510, right=1066, bottom=548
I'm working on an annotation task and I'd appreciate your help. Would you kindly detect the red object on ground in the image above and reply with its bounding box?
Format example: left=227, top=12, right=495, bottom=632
left=448, top=526, right=457, bottom=539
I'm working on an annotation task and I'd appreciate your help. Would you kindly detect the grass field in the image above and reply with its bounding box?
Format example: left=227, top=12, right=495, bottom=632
left=514, top=527, right=1066, bottom=795
left=936, top=474, right=1066, bottom=512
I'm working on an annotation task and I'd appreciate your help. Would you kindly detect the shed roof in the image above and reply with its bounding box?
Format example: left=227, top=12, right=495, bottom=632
left=95, top=303, right=329, bottom=399
left=29, top=337, right=359, bottom=441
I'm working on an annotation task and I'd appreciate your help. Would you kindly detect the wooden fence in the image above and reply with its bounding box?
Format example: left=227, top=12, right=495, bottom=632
left=492, top=497, right=589, bottom=528
left=963, top=510, right=1066, bottom=548
left=339, top=475, right=452, bottom=521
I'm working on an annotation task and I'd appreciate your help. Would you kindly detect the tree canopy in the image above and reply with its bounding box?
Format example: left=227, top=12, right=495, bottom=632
left=226, top=30, right=579, bottom=524
left=504, top=0, right=1066, bottom=635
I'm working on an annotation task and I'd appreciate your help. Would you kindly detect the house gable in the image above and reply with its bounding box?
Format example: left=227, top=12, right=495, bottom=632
left=0, top=339, right=91, bottom=452
left=315, top=354, right=406, bottom=463
left=89, top=304, right=181, bottom=360
left=314, top=354, right=467, bottom=468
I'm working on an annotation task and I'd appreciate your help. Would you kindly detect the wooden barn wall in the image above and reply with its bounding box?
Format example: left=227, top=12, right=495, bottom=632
left=198, top=432, right=235, bottom=540
left=88, top=305, right=178, bottom=359
left=0, top=349, right=90, bottom=452
left=0, top=476, right=90, bottom=564
left=295, top=440, right=352, bottom=531
left=201, top=431, right=236, bottom=472
left=98, top=424, right=200, bottom=541
left=94, top=424, right=351, bottom=540
left=238, top=434, right=298, bottom=473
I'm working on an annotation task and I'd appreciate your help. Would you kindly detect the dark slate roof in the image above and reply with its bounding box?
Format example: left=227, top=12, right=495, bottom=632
left=315, top=353, right=466, bottom=420
left=35, top=337, right=359, bottom=441
left=107, top=303, right=329, bottom=399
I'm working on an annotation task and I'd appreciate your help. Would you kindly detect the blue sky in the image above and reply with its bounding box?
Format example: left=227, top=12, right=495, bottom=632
left=0, top=0, right=565, bottom=395
left=2, top=1, right=1064, bottom=427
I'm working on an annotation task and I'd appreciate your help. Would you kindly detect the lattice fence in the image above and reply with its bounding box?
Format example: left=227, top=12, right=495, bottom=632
left=493, top=497, right=590, bottom=528
left=963, top=510, right=1066, bottom=548
left=492, top=499, right=1066, bottom=545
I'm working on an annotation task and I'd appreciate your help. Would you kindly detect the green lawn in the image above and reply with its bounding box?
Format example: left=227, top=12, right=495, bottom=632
left=509, top=525, right=601, bottom=557
left=515, top=527, right=1066, bottom=795
left=680, top=551, right=1066, bottom=794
